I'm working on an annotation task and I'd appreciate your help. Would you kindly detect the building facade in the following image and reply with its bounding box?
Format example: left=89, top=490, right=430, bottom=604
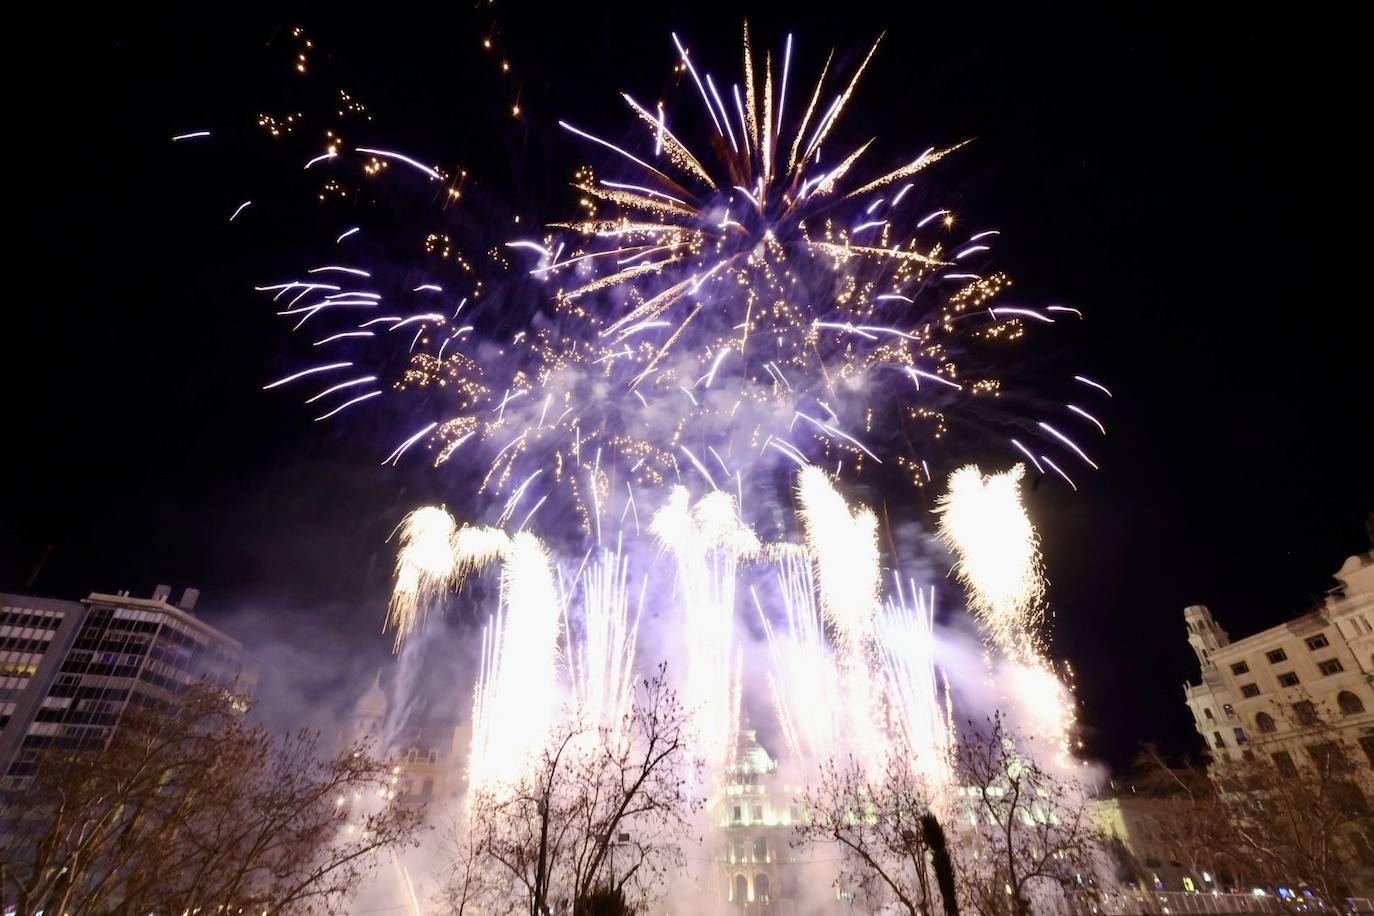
left=0, top=586, right=259, bottom=790
left=711, top=728, right=811, bottom=912
left=343, top=672, right=469, bottom=810
left=1182, top=546, right=1374, bottom=771
left=1091, top=788, right=1205, bottom=893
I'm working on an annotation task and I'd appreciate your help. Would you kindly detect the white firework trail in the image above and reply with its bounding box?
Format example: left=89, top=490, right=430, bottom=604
left=649, top=487, right=759, bottom=781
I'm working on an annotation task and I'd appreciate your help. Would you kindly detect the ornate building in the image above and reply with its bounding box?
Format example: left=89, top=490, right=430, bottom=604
left=1183, top=542, right=1374, bottom=769
left=343, top=671, right=469, bottom=810
left=711, top=728, right=811, bottom=911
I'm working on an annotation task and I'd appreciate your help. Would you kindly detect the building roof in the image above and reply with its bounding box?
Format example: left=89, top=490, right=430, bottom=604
left=85, top=590, right=246, bottom=651
left=354, top=670, right=388, bottom=719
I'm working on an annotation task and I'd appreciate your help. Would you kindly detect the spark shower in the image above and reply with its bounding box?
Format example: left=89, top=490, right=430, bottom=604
left=197, top=21, right=1106, bottom=805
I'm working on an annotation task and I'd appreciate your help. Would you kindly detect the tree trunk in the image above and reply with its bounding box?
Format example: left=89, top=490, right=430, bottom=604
left=920, top=813, right=960, bottom=916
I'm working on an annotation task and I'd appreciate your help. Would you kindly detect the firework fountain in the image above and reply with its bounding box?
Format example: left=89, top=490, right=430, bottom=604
left=197, top=19, right=1109, bottom=909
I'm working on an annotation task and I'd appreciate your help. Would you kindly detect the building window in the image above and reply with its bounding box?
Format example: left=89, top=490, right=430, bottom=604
left=754, top=838, right=767, bottom=862
left=1360, top=736, right=1374, bottom=768
left=1203, top=708, right=1214, bottom=721
left=1317, top=658, right=1344, bottom=676
left=732, top=805, right=742, bottom=825
left=1255, top=712, right=1277, bottom=733
left=1304, top=634, right=1329, bottom=650
left=1277, top=672, right=1300, bottom=688
left=1306, top=743, right=1341, bottom=769
left=752, top=804, right=763, bottom=822
left=1292, top=700, right=1318, bottom=726
left=1240, top=683, right=1261, bottom=698
left=755, top=873, right=771, bottom=901
left=406, top=747, right=418, bottom=763
left=428, top=749, right=439, bottom=763
left=1266, top=649, right=1287, bottom=664
left=1230, top=661, right=1249, bottom=675
left=1233, top=727, right=1246, bottom=745
left=733, top=874, right=749, bottom=903
left=1338, top=690, right=1366, bottom=715
left=421, top=779, right=434, bottom=797
left=1271, top=750, right=1298, bottom=777
left=1223, top=703, right=1235, bottom=718
left=1212, top=731, right=1225, bottom=749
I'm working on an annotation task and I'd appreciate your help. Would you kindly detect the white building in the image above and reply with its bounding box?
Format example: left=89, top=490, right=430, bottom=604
left=343, top=672, right=469, bottom=809
left=1183, top=542, right=1374, bottom=771
left=711, top=728, right=807, bottom=911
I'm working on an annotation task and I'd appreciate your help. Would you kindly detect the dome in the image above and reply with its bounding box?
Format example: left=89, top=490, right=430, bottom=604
left=354, top=670, right=388, bottom=719
left=1337, top=553, right=1370, bottom=577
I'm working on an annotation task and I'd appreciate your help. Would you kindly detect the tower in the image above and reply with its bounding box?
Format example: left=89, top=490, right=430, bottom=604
left=1183, top=604, right=1229, bottom=669
left=345, top=670, right=388, bottom=750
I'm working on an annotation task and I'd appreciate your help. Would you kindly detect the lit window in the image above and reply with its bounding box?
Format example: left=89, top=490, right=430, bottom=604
left=1317, top=658, right=1343, bottom=676
left=1304, top=634, right=1329, bottom=650
left=1266, top=649, right=1287, bottom=664
left=1277, top=672, right=1300, bottom=688
left=1223, top=703, right=1235, bottom=718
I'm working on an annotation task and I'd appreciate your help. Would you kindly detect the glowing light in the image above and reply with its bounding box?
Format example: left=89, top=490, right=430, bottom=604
left=935, top=464, right=1044, bottom=653
left=262, top=362, right=353, bottom=390
left=355, top=147, right=443, bottom=180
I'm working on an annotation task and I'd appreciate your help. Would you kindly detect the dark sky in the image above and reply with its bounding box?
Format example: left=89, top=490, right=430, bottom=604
left=5, top=4, right=1369, bottom=768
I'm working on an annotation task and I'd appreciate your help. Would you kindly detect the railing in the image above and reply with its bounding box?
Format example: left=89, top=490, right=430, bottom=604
left=1086, top=891, right=1374, bottom=915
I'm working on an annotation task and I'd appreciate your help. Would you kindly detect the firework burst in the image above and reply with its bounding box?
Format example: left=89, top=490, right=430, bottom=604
left=192, top=22, right=1104, bottom=803
left=247, top=24, right=1110, bottom=538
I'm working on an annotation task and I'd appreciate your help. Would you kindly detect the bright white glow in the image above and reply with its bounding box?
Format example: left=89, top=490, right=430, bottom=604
left=935, top=464, right=1044, bottom=653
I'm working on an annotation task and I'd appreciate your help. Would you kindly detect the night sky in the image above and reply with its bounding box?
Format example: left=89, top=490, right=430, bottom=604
left=5, top=4, right=1369, bottom=769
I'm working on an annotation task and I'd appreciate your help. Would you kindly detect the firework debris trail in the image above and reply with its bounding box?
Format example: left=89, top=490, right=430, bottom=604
left=184, top=22, right=1106, bottom=800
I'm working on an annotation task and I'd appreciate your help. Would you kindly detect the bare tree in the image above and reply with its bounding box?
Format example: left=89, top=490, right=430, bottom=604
left=795, top=750, right=943, bottom=916
left=434, top=807, right=515, bottom=916
left=1211, top=705, right=1374, bottom=898
left=1, top=683, right=421, bottom=915
left=1129, top=745, right=1249, bottom=888
left=1131, top=706, right=1374, bottom=900
left=953, top=713, right=1100, bottom=916
left=456, top=665, right=702, bottom=915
